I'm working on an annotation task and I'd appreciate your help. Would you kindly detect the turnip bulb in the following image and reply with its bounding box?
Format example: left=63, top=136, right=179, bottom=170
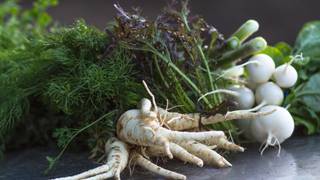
left=255, top=82, right=284, bottom=106
left=246, top=54, right=275, bottom=83
left=224, top=66, right=244, bottom=78
left=199, top=86, right=255, bottom=110
left=228, top=86, right=255, bottom=109
left=250, top=105, right=294, bottom=155
left=273, top=64, right=298, bottom=88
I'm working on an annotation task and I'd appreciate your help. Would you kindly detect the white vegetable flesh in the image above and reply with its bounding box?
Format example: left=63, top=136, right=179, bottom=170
left=246, top=54, right=275, bottom=83
left=273, top=64, right=298, bottom=88
left=255, top=82, right=284, bottom=106
left=250, top=105, right=294, bottom=155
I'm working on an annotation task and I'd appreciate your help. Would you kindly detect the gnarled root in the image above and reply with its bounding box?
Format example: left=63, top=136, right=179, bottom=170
left=116, top=104, right=244, bottom=171
left=158, top=107, right=274, bottom=131
left=56, top=98, right=253, bottom=180
left=131, top=151, right=186, bottom=180
left=116, top=108, right=244, bottom=160
left=53, top=137, right=129, bottom=180
left=146, top=135, right=243, bottom=168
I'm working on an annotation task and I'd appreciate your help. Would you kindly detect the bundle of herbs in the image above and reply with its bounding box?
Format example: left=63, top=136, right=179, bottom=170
left=113, top=2, right=266, bottom=131
left=0, top=0, right=144, bottom=161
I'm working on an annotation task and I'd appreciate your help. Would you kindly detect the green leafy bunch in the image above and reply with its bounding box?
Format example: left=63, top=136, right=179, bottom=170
left=112, top=1, right=266, bottom=132
left=0, top=17, right=144, bottom=158
left=0, top=0, right=58, bottom=50
left=0, top=0, right=58, bottom=158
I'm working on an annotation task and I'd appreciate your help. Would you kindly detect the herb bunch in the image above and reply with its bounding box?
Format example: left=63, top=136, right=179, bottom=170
left=112, top=2, right=266, bottom=131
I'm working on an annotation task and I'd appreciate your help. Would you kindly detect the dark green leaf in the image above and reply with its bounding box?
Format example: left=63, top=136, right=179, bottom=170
left=301, top=73, right=320, bottom=112
left=294, top=21, right=320, bottom=66
left=294, top=115, right=317, bottom=135
left=275, top=42, right=292, bottom=56
left=259, top=46, right=284, bottom=66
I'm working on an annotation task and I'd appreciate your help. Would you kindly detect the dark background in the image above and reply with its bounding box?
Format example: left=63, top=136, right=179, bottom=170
left=23, top=0, right=320, bottom=44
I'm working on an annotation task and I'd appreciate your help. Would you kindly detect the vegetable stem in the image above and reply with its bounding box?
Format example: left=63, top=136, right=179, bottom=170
left=181, top=13, right=217, bottom=104
left=44, top=111, right=116, bottom=174
left=218, top=37, right=267, bottom=66
left=231, top=19, right=259, bottom=43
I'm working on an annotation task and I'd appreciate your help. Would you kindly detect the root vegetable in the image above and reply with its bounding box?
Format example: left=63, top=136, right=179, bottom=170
left=158, top=107, right=272, bottom=131
left=57, top=93, right=271, bottom=180
left=255, top=82, right=284, bottom=106
left=246, top=54, right=275, bottom=83
left=179, top=141, right=232, bottom=167
left=53, top=137, right=129, bottom=180
left=131, top=151, right=187, bottom=180
left=199, top=86, right=255, bottom=110
left=273, top=64, right=298, bottom=88
left=147, top=142, right=204, bottom=167
left=250, top=105, right=294, bottom=155
left=223, top=66, right=244, bottom=78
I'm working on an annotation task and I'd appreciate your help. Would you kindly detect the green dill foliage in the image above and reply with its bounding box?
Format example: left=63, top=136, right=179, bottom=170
left=0, top=0, right=58, bottom=156
left=0, top=2, right=143, bottom=161
left=0, top=0, right=58, bottom=50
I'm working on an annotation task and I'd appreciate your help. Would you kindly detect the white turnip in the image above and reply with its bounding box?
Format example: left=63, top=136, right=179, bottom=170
left=199, top=86, right=255, bottom=110
left=250, top=105, right=294, bottom=155
left=273, top=63, right=298, bottom=88
left=255, top=82, right=284, bottom=107
left=246, top=54, right=275, bottom=83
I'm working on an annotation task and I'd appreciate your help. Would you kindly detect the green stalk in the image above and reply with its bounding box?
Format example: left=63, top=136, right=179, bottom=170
left=225, top=36, right=240, bottom=50
left=296, top=91, right=320, bottom=98
left=44, top=110, right=116, bottom=174
left=154, top=56, right=169, bottom=89
left=218, top=37, right=267, bottom=66
left=210, top=36, right=240, bottom=57
left=181, top=14, right=217, bottom=105
left=169, top=69, right=195, bottom=112
left=231, top=19, right=259, bottom=43
left=141, top=42, right=213, bottom=108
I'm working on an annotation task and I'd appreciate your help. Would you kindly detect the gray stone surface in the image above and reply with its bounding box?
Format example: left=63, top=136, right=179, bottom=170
left=1, top=136, right=320, bottom=180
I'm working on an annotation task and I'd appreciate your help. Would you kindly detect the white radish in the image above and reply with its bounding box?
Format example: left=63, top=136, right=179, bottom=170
left=199, top=86, right=255, bottom=110
left=273, top=64, right=298, bottom=88
left=246, top=54, right=275, bottom=83
left=224, top=66, right=244, bottom=78
left=250, top=105, right=294, bottom=155
left=255, top=82, right=284, bottom=107
left=218, top=60, right=260, bottom=80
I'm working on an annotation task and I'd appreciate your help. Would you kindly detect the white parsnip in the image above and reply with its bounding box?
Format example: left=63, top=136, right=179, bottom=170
left=179, top=141, right=232, bottom=167
left=132, top=152, right=186, bottom=180
left=57, top=90, right=270, bottom=180
left=158, top=107, right=273, bottom=131
left=53, top=137, right=129, bottom=180
left=147, top=142, right=204, bottom=167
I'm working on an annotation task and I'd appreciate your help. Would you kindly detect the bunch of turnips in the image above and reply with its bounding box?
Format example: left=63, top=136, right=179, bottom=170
left=200, top=53, right=297, bottom=155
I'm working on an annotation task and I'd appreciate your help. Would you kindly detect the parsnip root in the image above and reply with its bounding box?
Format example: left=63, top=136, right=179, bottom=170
left=53, top=137, right=129, bottom=180
left=159, top=107, right=274, bottom=131
left=56, top=97, right=273, bottom=180
left=131, top=151, right=186, bottom=180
